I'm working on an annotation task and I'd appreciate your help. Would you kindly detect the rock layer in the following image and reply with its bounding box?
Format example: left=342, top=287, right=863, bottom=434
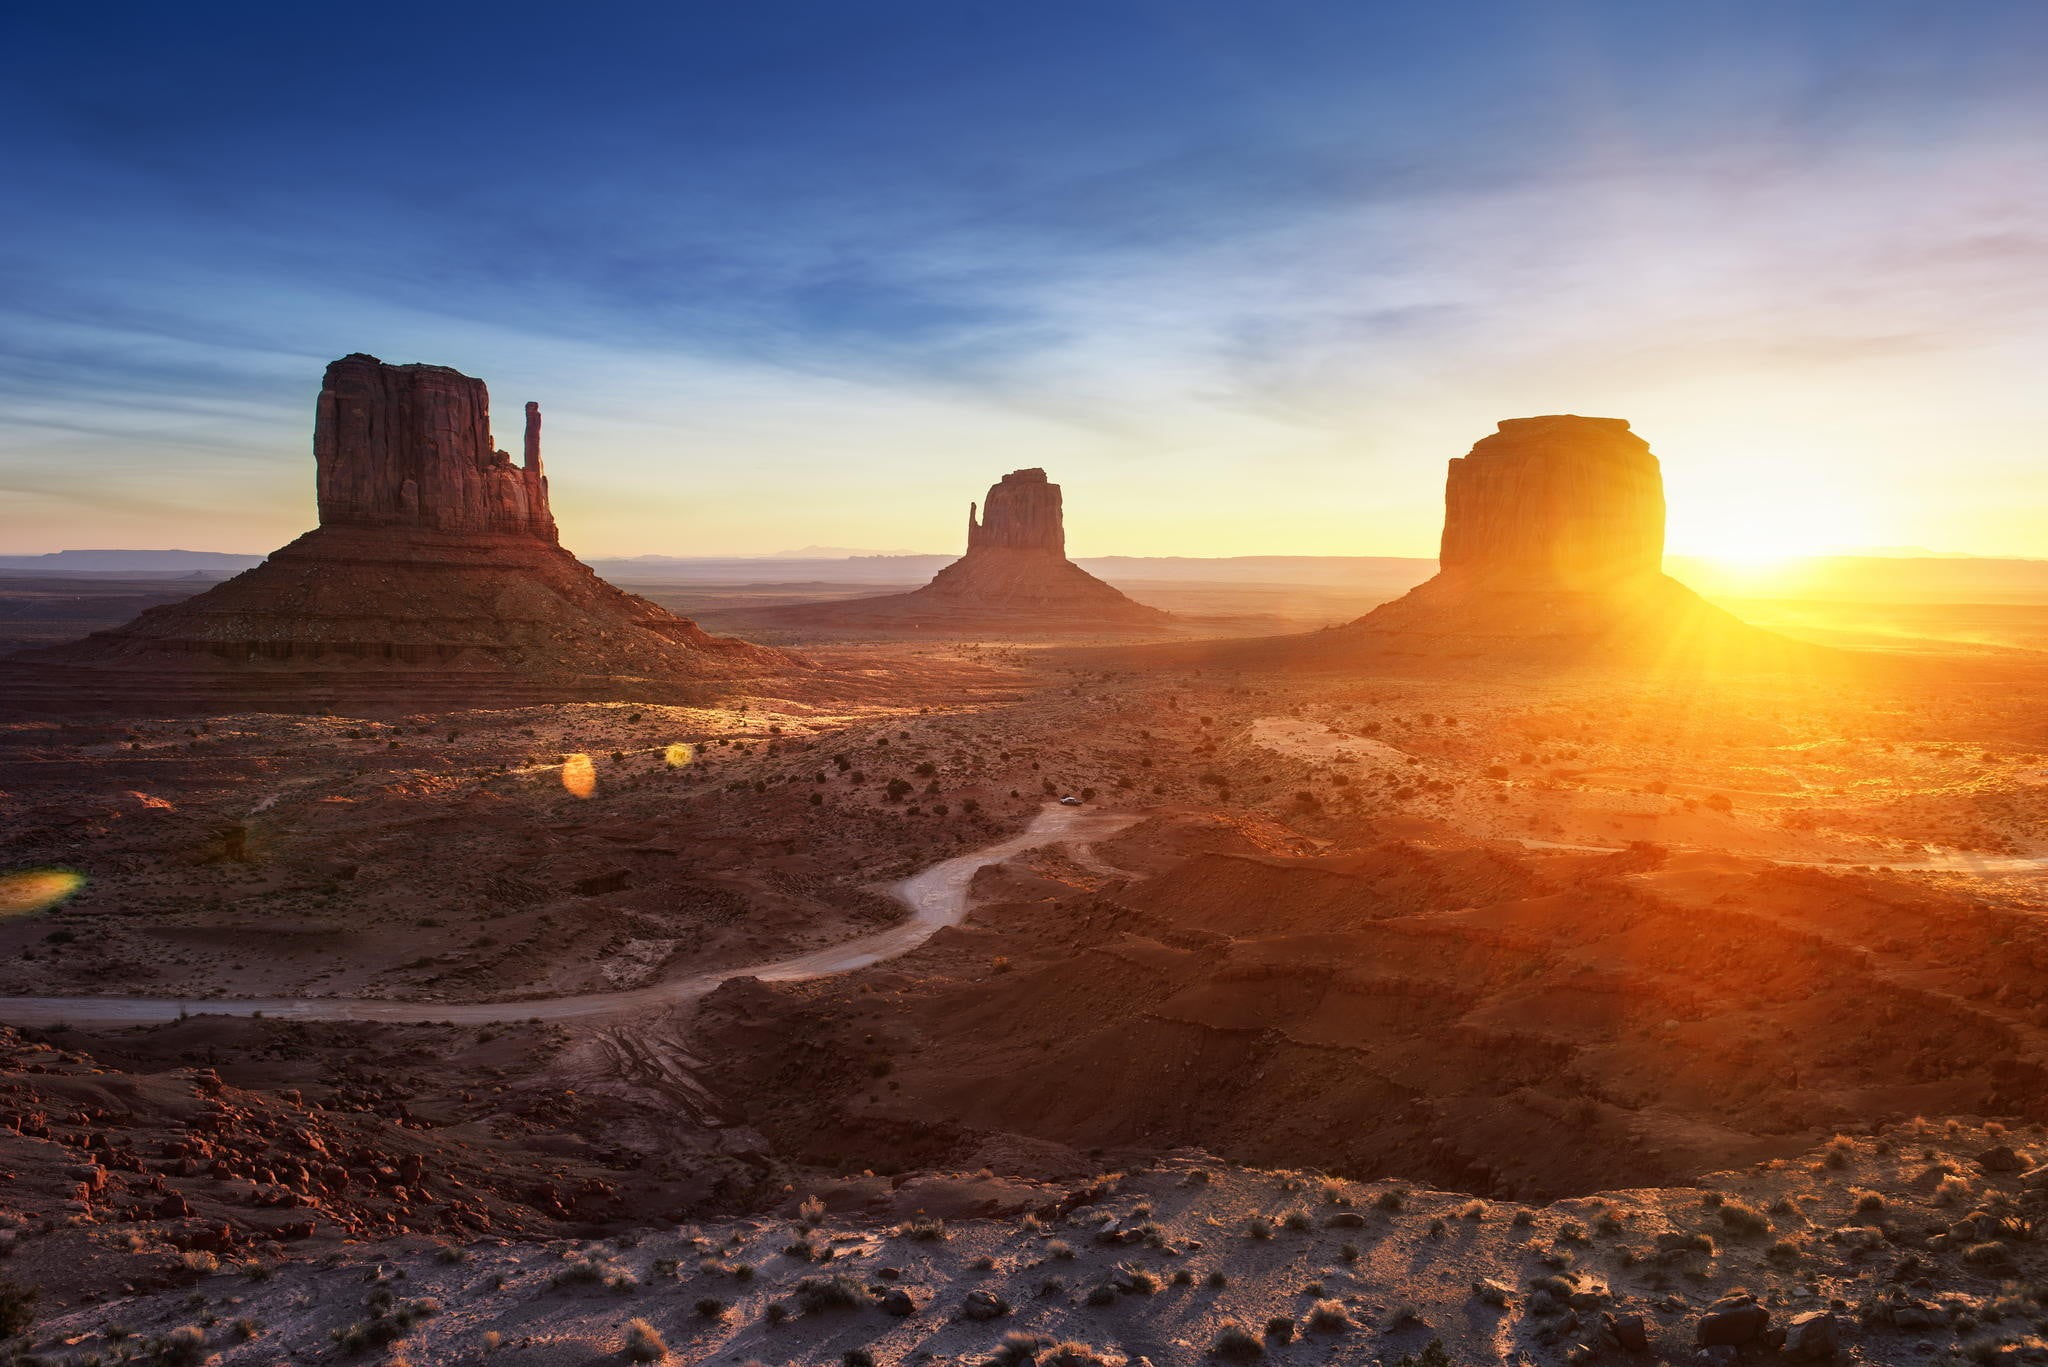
left=3, top=355, right=801, bottom=713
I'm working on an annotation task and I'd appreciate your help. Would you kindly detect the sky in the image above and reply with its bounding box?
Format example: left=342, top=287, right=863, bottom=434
left=1, top=1, right=2044, bottom=561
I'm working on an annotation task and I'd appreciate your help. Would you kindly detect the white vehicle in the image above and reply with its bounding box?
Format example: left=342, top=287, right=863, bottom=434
left=1059, top=795, right=1084, bottom=805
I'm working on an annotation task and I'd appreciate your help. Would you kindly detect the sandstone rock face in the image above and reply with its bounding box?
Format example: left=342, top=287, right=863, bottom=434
left=1438, top=415, right=1665, bottom=589
left=5, top=355, right=800, bottom=712
left=966, top=468, right=1064, bottom=556
left=313, top=354, right=555, bottom=540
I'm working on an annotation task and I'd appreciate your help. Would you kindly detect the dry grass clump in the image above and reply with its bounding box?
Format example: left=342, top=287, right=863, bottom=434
left=899, top=1216, right=948, bottom=1241
left=795, top=1273, right=868, bottom=1313
left=1936, top=1174, right=1975, bottom=1206
left=1243, top=1216, right=1273, bottom=1240
left=622, top=1318, right=668, bottom=1363
left=1715, top=1197, right=1772, bottom=1236
left=1306, top=1299, right=1353, bottom=1332
left=1279, top=1209, right=1313, bottom=1232
left=1211, top=1320, right=1264, bottom=1359
left=1046, top=1239, right=1076, bottom=1260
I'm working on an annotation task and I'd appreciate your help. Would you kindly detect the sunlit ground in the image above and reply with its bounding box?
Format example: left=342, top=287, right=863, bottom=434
left=0, top=868, right=86, bottom=917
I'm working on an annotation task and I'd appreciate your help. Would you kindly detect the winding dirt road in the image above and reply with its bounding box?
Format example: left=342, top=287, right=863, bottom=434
left=0, top=804, right=1136, bottom=1029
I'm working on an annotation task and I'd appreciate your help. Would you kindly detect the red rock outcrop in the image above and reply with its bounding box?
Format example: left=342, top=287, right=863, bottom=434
left=2, top=356, right=803, bottom=713
left=1438, top=416, right=1665, bottom=588
left=966, top=468, right=1065, bottom=555
left=725, top=469, right=1172, bottom=636
left=313, top=354, right=556, bottom=539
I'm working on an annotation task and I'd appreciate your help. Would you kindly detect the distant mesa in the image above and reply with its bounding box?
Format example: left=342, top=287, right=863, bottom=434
left=1085, top=415, right=1809, bottom=671
left=1347, top=414, right=1766, bottom=651
left=721, top=468, right=1173, bottom=635
left=2, top=353, right=801, bottom=713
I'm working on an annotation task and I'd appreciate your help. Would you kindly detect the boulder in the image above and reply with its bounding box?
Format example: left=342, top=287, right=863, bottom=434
left=1783, top=1309, right=1841, bottom=1360
left=1601, top=1311, right=1650, bottom=1353
left=1695, top=1295, right=1769, bottom=1346
left=1975, top=1145, right=2023, bottom=1173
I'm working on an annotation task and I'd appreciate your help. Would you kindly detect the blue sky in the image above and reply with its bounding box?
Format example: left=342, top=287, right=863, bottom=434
left=2, top=1, right=2044, bottom=558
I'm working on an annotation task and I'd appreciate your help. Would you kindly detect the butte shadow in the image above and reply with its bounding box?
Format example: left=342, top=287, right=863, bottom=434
left=0, top=354, right=805, bottom=715
left=1069, top=415, right=1840, bottom=676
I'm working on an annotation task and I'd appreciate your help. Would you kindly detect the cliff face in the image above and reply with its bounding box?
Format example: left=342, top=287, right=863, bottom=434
left=966, top=468, right=1065, bottom=556
left=1438, top=415, right=1665, bottom=589
left=313, top=354, right=555, bottom=540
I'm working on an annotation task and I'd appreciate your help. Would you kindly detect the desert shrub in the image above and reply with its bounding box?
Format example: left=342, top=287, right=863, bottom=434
left=1339, top=1241, right=1360, bottom=1262
left=795, top=1274, right=867, bottom=1313
left=1307, top=1299, right=1352, bottom=1332
left=1046, top=1239, right=1075, bottom=1260
left=1936, top=1174, right=1974, bottom=1206
left=1172, top=1269, right=1193, bottom=1286
left=622, top=1318, right=668, bottom=1362
left=1427, top=1217, right=1447, bottom=1237
left=1243, top=1216, right=1273, bottom=1239
left=1854, top=1191, right=1886, bottom=1213
left=1211, top=1321, right=1263, bottom=1359
left=798, top=1195, right=826, bottom=1226
left=1376, top=1189, right=1406, bottom=1212
left=1392, top=1341, right=1453, bottom=1367
left=1716, top=1198, right=1772, bottom=1236
left=764, top=1302, right=789, bottom=1326
left=1459, top=1201, right=1488, bottom=1220
left=1279, top=1209, right=1312, bottom=1231
left=149, top=1326, right=208, bottom=1366
left=1265, top=1315, right=1296, bottom=1343
left=844, top=1350, right=876, bottom=1367
left=991, top=1330, right=1043, bottom=1364
left=0, top=1279, right=35, bottom=1339
left=695, top=1297, right=727, bottom=1319
left=1084, top=1283, right=1117, bottom=1307
left=1965, top=1242, right=2018, bottom=1272
left=900, top=1217, right=948, bottom=1242
left=1208, top=1270, right=1229, bottom=1287
left=1118, top=1265, right=1160, bottom=1295
left=1044, top=1342, right=1114, bottom=1367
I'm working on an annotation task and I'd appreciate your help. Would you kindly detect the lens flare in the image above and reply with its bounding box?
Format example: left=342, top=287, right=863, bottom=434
left=0, top=868, right=86, bottom=917
left=561, top=753, right=597, bottom=799
left=665, top=742, right=695, bottom=767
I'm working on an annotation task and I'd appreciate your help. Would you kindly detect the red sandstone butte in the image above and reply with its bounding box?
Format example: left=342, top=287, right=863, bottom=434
left=3, top=354, right=802, bottom=713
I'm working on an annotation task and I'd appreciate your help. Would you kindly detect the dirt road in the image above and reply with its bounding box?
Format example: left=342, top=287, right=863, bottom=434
left=0, top=804, right=1136, bottom=1028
